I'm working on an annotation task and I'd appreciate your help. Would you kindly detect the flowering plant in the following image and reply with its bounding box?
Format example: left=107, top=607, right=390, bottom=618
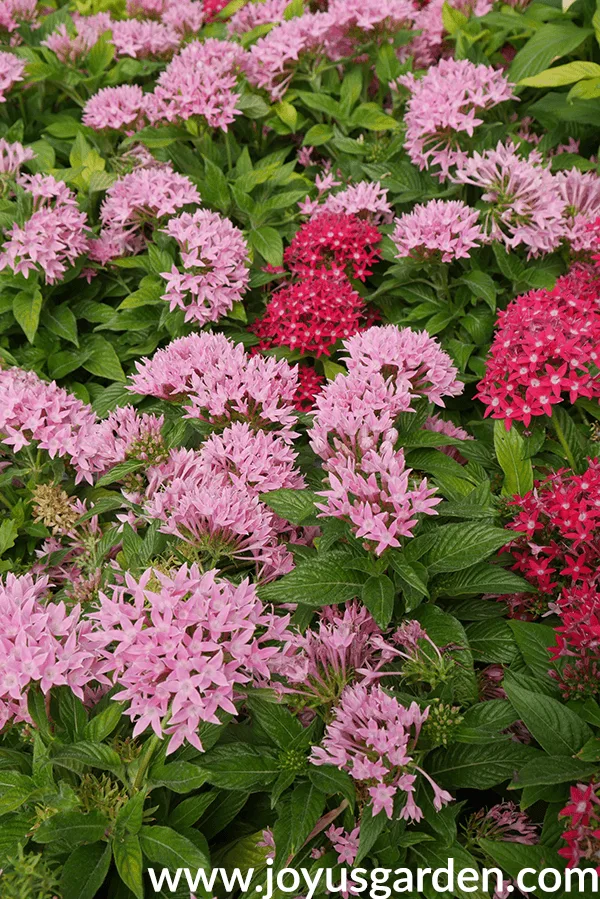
left=0, top=0, right=600, bottom=896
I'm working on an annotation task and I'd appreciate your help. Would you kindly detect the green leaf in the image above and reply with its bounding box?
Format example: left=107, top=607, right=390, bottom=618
left=302, top=124, right=334, bottom=146
left=375, top=42, right=402, bottom=83
left=520, top=61, right=600, bottom=87
left=259, top=554, right=368, bottom=607
left=198, top=745, right=280, bottom=791
left=85, top=703, right=125, bottom=743
left=290, top=782, right=326, bottom=851
left=249, top=226, right=284, bottom=266
left=509, top=24, right=593, bottom=83
left=139, top=825, right=210, bottom=872
left=361, top=575, right=395, bottom=628
left=508, top=620, right=558, bottom=680
left=60, top=842, right=112, bottom=899
left=149, top=761, right=207, bottom=793
left=494, top=420, right=534, bottom=497
left=465, top=619, right=517, bottom=665
left=424, top=523, right=512, bottom=575
left=442, top=2, right=468, bottom=34
left=246, top=696, right=304, bottom=749
left=577, top=737, right=600, bottom=762
left=350, top=103, right=398, bottom=131
left=116, top=793, right=146, bottom=836
left=434, top=563, right=529, bottom=597
left=33, top=810, right=109, bottom=845
left=81, top=336, right=126, bottom=382
left=357, top=805, right=387, bottom=864
left=113, top=833, right=143, bottom=899
left=87, top=35, right=115, bottom=75
left=510, top=755, right=597, bottom=788
left=50, top=743, right=125, bottom=779
left=504, top=681, right=592, bottom=756
left=13, top=289, right=42, bottom=343
left=428, top=740, right=536, bottom=789
left=283, top=0, right=304, bottom=18
left=308, top=765, right=355, bottom=807
left=260, top=488, right=318, bottom=525
left=41, top=303, right=78, bottom=346
left=202, top=157, right=230, bottom=212
left=168, top=793, right=216, bottom=830
left=459, top=270, right=497, bottom=312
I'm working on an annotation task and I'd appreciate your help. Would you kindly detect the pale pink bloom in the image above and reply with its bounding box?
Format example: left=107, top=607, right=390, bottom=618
left=89, top=565, right=291, bottom=752
left=0, top=368, right=103, bottom=483
left=111, top=18, right=181, bottom=59
left=392, top=199, right=486, bottom=263
left=0, top=137, right=34, bottom=175
left=0, top=175, right=88, bottom=284
left=161, top=209, right=249, bottom=325
left=424, top=413, right=472, bottom=462
left=160, top=0, right=204, bottom=33
left=317, top=443, right=440, bottom=554
left=343, top=325, right=464, bottom=407
left=228, top=0, right=289, bottom=35
left=274, top=601, right=387, bottom=704
left=128, top=332, right=299, bottom=439
left=452, top=141, right=567, bottom=256
left=407, top=0, right=492, bottom=68
left=127, top=0, right=165, bottom=15
left=89, top=165, right=199, bottom=263
left=93, top=406, right=165, bottom=473
left=246, top=10, right=333, bottom=100
left=399, top=58, right=516, bottom=179
left=326, top=825, right=360, bottom=865
left=555, top=169, right=600, bottom=253
left=0, top=572, right=103, bottom=729
left=0, top=51, right=25, bottom=102
left=42, top=13, right=112, bottom=63
left=198, top=422, right=305, bottom=495
left=309, top=180, right=393, bottom=224
left=83, top=84, right=149, bottom=133
left=324, top=0, right=414, bottom=58
left=147, top=38, right=247, bottom=130
left=0, top=0, right=37, bottom=35
left=311, top=683, right=451, bottom=820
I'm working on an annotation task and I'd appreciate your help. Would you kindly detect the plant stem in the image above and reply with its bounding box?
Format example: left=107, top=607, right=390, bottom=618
left=131, top=732, right=161, bottom=793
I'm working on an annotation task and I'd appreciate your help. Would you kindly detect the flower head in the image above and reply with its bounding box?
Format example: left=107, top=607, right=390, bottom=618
left=393, top=199, right=485, bottom=263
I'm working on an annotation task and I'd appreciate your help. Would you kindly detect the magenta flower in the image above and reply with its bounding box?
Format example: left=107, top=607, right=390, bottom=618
left=311, top=683, right=452, bottom=820
left=392, top=199, right=486, bottom=263
left=161, top=209, right=249, bottom=325
left=89, top=564, right=291, bottom=752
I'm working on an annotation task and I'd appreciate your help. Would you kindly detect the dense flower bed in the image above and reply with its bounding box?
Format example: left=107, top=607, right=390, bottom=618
left=0, top=0, right=599, bottom=896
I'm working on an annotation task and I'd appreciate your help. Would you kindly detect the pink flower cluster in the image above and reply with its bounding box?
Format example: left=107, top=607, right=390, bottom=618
left=147, top=38, right=247, bottom=129
left=89, top=165, right=200, bottom=264
left=477, top=266, right=600, bottom=427
left=110, top=18, right=181, bottom=59
left=129, top=332, right=300, bottom=439
left=310, top=325, right=462, bottom=553
left=90, top=564, right=290, bottom=752
left=42, top=12, right=112, bottom=64
left=161, top=209, right=249, bottom=325
left=311, top=682, right=452, bottom=819
left=0, top=0, right=37, bottom=36
left=228, top=0, right=289, bottom=35
left=0, top=174, right=89, bottom=283
left=0, top=367, right=102, bottom=483
left=453, top=142, right=566, bottom=255
left=83, top=84, right=149, bottom=134
left=0, top=572, right=101, bottom=729
left=302, top=180, right=393, bottom=225
left=392, top=199, right=486, bottom=263
left=0, top=137, right=34, bottom=176
left=400, top=58, right=516, bottom=178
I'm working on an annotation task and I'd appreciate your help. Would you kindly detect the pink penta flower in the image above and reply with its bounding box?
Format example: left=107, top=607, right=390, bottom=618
left=392, top=199, right=486, bottom=263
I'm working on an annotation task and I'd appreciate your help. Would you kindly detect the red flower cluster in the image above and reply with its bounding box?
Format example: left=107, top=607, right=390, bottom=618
left=559, top=782, right=600, bottom=870
left=253, top=273, right=371, bottom=357
left=500, top=459, right=600, bottom=618
left=252, top=212, right=381, bottom=358
left=293, top=363, right=325, bottom=412
left=477, top=267, right=600, bottom=428
left=283, top=212, right=382, bottom=281
left=550, top=585, right=600, bottom=699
